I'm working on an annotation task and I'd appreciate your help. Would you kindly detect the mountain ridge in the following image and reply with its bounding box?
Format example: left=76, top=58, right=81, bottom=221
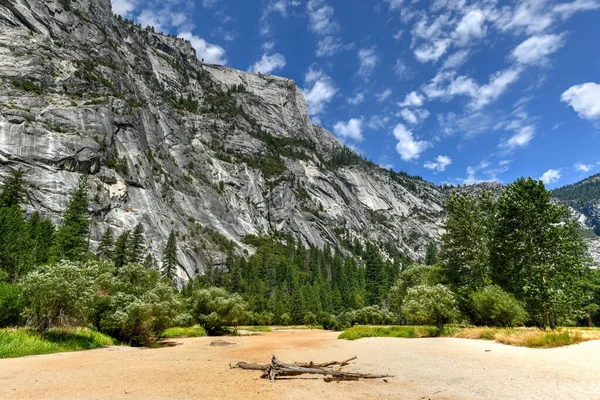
left=0, top=0, right=448, bottom=280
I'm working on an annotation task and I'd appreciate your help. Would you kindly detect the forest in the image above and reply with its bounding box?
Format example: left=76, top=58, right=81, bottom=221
left=1, top=170, right=600, bottom=348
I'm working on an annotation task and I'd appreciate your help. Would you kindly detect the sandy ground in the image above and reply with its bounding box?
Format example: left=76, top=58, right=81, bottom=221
left=1, top=330, right=600, bottom=400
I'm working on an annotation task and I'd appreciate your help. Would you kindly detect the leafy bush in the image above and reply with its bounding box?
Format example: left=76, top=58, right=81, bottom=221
left=188, top=287, right=247, bottom=335
left=303, top=312, right=317, bottom=326
left=99, top=264, right=180, bottom=346
left=401, top=284, right=458, bottom=329
left=279, top=312, right=292, bottom=326
left=173, top=313, right=195, bottom=328
left=353, top=306, right=394, bottom=325
left=0, top=283, right=24, bottom=327
left=20, top=261, right=105, bottom=331
left=317, top=312, right=339, bottom=330
left=472, top=285, right=527, bottom=327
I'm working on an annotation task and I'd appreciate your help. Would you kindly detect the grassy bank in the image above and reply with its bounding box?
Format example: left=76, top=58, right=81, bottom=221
left=339, top=326, right=600, bottom=348
left=0, top=328, right=117, bottom=359
left=161, top=326, right=207, bottom=338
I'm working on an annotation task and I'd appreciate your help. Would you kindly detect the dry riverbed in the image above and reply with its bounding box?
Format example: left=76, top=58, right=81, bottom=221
left=1, top=330, right=599, bottom=400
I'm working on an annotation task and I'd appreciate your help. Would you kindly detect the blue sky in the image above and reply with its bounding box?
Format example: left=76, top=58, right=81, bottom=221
left=111, top=0, right=600, bottom=188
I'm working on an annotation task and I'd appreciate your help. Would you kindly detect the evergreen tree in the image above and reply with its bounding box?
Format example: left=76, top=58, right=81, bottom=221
left=127, top=224, right=145, bottom=264
left=364, top=242, right=384, bottom=305
left=424, top=243, right=438, bottom=266
left=113, top=230, right=131, bottom=269
left=54, top=175, right=91, bottom=261
left=162, top=229, right=178, bottom=282
left=27, top=212, right=55, bottom=265
left=0, top=169, right=27, bottom=209
left=97, top=228, right=115, bottom=260
left=143, top=254, right=157, bottom=270
left=0, top=206, right=33, bottom=282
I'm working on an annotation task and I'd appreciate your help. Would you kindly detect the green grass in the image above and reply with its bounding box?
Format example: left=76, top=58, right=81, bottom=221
left=339, top=326, right=600, bottom=348
left=0, top=328, right=117, bottom=359
left=161, top=325, right=207, bottom=338
left=243, top=326, right=272, bottom=333
left=338, top=325, right=441, bottom=340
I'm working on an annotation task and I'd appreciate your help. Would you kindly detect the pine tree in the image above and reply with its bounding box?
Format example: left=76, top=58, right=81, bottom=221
left=28, top=212, right=55, bottom=265
left=127, top=224, right=145, bottom=264
left=54, top=175, right=90, bottom=261
left=425, top=243, right=438, bottom=266
left=97, top=227, right=115, bottom=260
left=113, top=230, right=130, bottom=269
left=0, top=169, right=27, bottom=209
left=143, top=253, right=157, bottom=270
left=162, top=229, right=178, bottom=282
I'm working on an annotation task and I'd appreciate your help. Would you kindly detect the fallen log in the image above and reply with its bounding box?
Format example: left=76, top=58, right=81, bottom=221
left=233, top=355, right=393, bottom=382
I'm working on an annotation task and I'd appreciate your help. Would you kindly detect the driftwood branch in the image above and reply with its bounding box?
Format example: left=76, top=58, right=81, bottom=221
left=232, top=355, right=392, bottom=382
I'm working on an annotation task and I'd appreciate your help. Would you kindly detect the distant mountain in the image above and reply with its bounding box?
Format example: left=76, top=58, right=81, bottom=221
left=552, top=174, right=600, bottom=236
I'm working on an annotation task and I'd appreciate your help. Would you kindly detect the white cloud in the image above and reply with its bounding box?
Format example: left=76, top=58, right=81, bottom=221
left=367, top=115, right=390, bottom=130
left=334, top=118, right=364, bottom=141
left=453, top=9, right=487, bottom=46
left=394, top=59, right=412, bottom=80
left=302, top=68, right=338, bottom=116
left=501, top=125, right=536, bottom=150
left=393, top=123, right=431, bottom=161
left=554, top=0, right=600, bottom=19
left=499, top=0, right=555, bottom=34
left=575, top=163, right=592, bottom=172
left=178, top=32, right=227, bottom=65
left=315, top=36, right=353, bottom=57
left=443, top=49, right=470, bottom=70
left=260, top=0, right=301, bottom=36
left=248, top=53, right=286, bottom=74
left=347, top=92, right=366, bottom=105
left=262, top=41, right=276, bottom=52
left=414, top=39, right=451, bottom=63
left=376, top=89, right=392, bottom=103
left=202, top=0, right=217, bottom=7
left=383, top=0, right=405, bottom=10
left=424, top=155, right=452, bottom=172
left=511, top=33, right=565, bottom=66
left=471, top=67, right=522, bottom=109
left=540, top=169, right=561, bottom=184
left=358, top=47, right=379, bottom=79
left=561, top=82, right=600, bottom=120
left=111, top=0, right=137, bottom=16
left=307, top=0, right=339, bottom=35
left=400, top=109, right=419, bottom=124
left=398, top=91, right=425, bottom=107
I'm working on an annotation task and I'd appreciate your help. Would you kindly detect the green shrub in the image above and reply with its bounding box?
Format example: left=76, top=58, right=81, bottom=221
left=279, top=312, right=292, bottom=326
left=303, top=312, right=317, bottom=326
left=99, top=264, right=180, bottom=346
left=188, top=287, right=247, bottom=335
left=402, top=284, right=458, bottom=329
left=472, top=285, right=527, bottom=327
left=20, top=261, right=106, bottom=331
left=353, top=306, right=394, bottom=325
left=0, top=283, right=24, bottom=327
left=173, top=312, right=195, bottom=328
left=317, top=312, right=339, bottom=330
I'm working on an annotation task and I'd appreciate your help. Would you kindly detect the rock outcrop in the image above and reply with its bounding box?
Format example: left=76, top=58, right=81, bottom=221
left=0, top=0, right=448, bottom=279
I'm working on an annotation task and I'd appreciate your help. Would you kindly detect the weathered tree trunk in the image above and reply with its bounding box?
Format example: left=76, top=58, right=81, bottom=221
left=233, top=355, right=393, bottom=382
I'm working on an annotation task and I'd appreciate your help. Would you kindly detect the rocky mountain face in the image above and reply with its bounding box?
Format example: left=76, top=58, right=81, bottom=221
left=552, top=175, right=600, bottom=265
left=0, top=0, right=448, bottom=280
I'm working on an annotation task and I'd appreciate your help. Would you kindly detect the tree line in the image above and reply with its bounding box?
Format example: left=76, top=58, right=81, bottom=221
left=1, top=171, right=600, bottom=345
